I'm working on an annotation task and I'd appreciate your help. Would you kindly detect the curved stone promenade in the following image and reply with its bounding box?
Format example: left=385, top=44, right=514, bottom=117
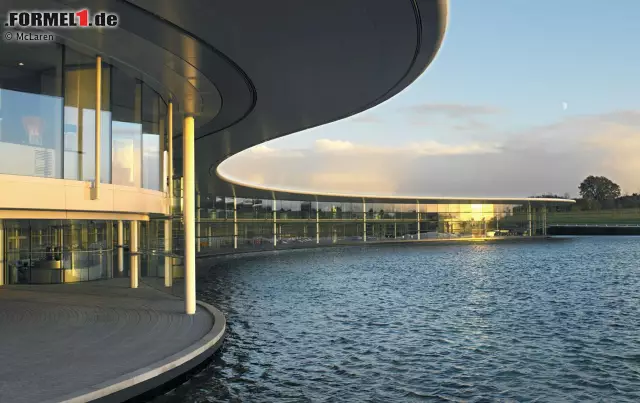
left=0, top=278, right=224, bottom=403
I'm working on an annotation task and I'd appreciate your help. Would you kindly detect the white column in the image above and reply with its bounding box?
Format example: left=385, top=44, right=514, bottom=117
left=164, top=219, right=172, bottom=287
left=92, top=55, right=102, bottom=200
left=183, top=115, right=196, bottom=315
left=59, top=225, right=65, bottom=281
left=130, top=220, right=138, bottom=288
left=363, top=201, right=367, bottom=242
left=272, top=199, right=277, bottom=247
left=76, top=71, right=83, bottom=180
left=167, top=101, right=174, bottom=209
left=543, top=206, right=548, bottom=236
left=196, top=193, right=201, bottom=253
left=233, top=197, right=238, bottom=249
left=69, top=224, right=75, bottom=275
left=117, top=220, right=124, bottom=272
left=417, top=201, right=421, bottom=240
left=165, top=101, right=173, bottom=287
left=0, top=219, right=4, bottom=286
left=316, top=201, right=320, bottom=244
left=180, top=177, right=184, bottom=214
left=528, top=203, right=533, bottom=237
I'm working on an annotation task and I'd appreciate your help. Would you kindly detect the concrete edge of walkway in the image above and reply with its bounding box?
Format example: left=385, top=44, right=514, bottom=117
left=49, top=300, right=226, bottom=403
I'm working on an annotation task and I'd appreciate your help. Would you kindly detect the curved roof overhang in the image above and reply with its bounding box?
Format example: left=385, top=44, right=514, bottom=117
left=4, top=1, right=554, bottom=206
left=216, top=169, right=576, bottom=206
left=116, top=0, right=449, bottom=199
left=171, top=0, right=450, bottom=200
left=6, top=0, right=452, bottom=202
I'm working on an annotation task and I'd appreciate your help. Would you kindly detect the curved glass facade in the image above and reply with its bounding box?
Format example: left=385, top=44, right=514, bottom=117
left=4, top=219, right=113, bottom=284
left=158, top=183, right=551, bottom=259
left=0, top=40, right=167, bottom=190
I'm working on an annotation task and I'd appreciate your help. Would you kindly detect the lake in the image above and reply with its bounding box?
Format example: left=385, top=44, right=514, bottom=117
left=155, top=237, right=640, bottom=402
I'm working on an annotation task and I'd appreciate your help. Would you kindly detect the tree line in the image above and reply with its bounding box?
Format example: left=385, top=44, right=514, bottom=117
left=534, top=175, right=640, bottom=211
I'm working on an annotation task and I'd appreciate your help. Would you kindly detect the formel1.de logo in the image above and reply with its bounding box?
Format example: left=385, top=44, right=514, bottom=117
left=4, top=9, right=118, bottom=28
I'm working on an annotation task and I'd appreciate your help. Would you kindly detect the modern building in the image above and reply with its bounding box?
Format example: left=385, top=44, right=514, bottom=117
left=0, top=1, right=572, bottom=315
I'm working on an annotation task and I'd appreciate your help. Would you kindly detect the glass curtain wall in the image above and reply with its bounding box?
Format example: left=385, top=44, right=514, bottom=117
left=142, top=83, right=164, bottom=191
left=184, top=191, right=541, bottom=257
left=111, top=68, right=142, bottom=187
left=4, top=219, right=114, bottom=284
left=63, top=48, right=112, bottom=183
left=140, top=219, right=164, bottom=278
left=0, top=40, right=166, bottom=191
left=0, top=41, right=63, bottom=178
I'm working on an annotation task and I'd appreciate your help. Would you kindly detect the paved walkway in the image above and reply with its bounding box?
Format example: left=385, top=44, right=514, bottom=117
left=0, top=279, right=214, bottom=403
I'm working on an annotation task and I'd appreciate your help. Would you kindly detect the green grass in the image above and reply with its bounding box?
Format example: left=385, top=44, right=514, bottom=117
left=496, top=208, right=640, bottom=226
left=547, top=209, right=640, bottom=225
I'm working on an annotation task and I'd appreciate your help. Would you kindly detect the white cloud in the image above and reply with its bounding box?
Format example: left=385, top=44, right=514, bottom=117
left=245, top=143, right=304, bottom=158
left=314, top=139, right=355, bottom=152
left=410, top=140, right=501, bottom=155
left=249, top=144, right=275, bottom=154
left=311, top=138, right=500, bottom=156
left=219, top=109, right=640, bottom=198
left=583, top=123, right=640, bottom=194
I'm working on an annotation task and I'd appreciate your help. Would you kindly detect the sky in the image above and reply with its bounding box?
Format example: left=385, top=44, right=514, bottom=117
left=220, top=0, right=640, bottom=198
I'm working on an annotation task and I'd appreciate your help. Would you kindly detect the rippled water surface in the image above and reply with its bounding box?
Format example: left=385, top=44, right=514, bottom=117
left=156, top=237, right=640, bottom=402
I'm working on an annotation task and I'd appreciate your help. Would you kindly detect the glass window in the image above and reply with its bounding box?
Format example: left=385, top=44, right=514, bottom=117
left=142, top=83, right=164, bottom=190
left=233, top=197, right=244, bottom=218
left=352, top=202, right=363, bottom=213
left=460, top=204, right=473, bottom=213
left=225, top=197, right=234, bottom=219
left=0, top=41, right=63, bottom=178
left=4, top=219, right=113, bottom=284
left=63, top=48, right=111, bottom=183
left=316, top=201, right=327, bottom=218
left=417, top=203, right=426, bottom=213
left=214, top=196, right=225, bottom=217
left=111, top=68, right=142, bottom=187
left=263, top=199, right=274, bottom=213
left=289, top=200, right=302, bottom=218
left=300, top=201, right=312, bottom=219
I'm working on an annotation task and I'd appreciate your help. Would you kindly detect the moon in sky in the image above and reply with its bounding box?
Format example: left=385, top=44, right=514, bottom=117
left=562, top=102, right=568, bottom=111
